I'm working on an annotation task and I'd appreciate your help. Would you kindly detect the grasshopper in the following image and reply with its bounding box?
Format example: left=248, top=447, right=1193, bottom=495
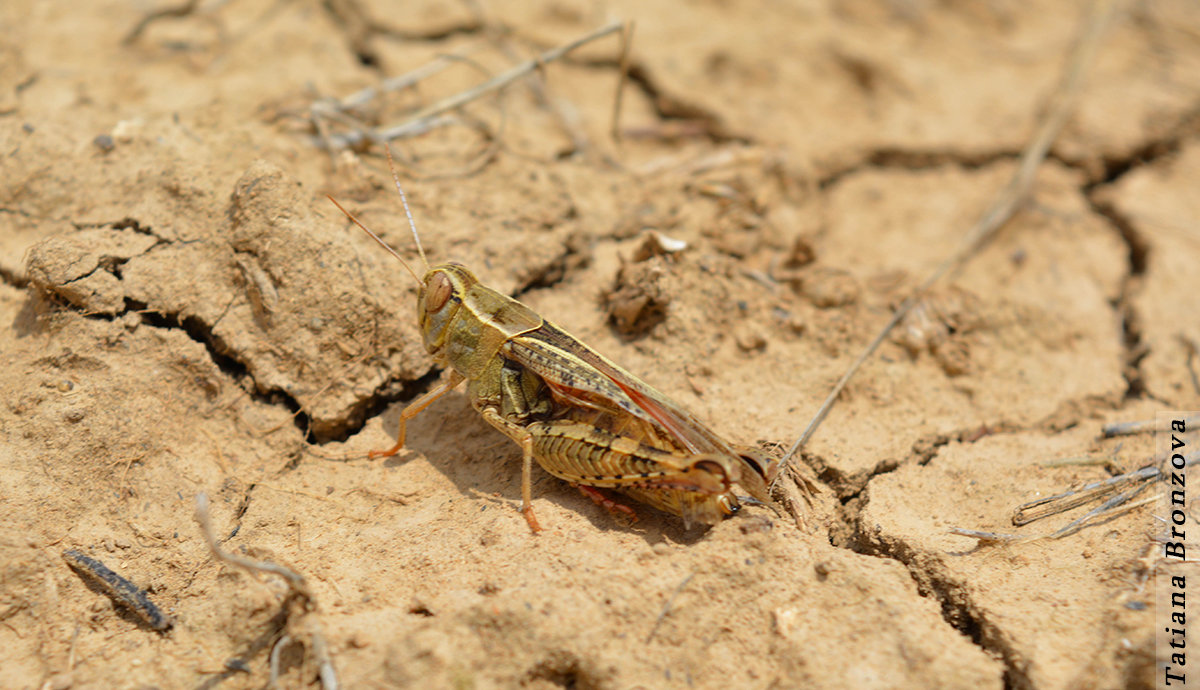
left=329, top=158, right=778, bottom=532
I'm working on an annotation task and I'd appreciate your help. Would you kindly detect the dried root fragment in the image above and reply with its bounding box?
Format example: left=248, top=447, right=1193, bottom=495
left=194, top=493, right=339, bottom=690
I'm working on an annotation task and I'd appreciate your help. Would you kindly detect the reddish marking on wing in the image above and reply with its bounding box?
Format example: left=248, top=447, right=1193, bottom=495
left=611, top=380, right=704, bottom=454
left=528, top=323, right=731, bottom=455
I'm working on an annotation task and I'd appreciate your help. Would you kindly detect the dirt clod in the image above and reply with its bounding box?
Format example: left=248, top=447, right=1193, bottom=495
left=604, top=256, right=672, bottom=338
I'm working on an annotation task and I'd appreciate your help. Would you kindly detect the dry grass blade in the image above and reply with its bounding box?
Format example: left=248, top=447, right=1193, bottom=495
left=953, top=451, right=1200, bottom=544
left=318, top=53, right=463, bottom=115
left=644, top=571, right=695, bottom=643
left=1012, top=465, right=1159, bottom=526
left=1102, top=414, right=1200, bottom=438
left=611, top=22, right=634, bottom=143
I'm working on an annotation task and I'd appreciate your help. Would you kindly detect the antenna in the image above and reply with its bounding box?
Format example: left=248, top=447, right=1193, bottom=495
left=384, top=143, right=428, bottom=273
left=327, top=195, right=423, bottom=287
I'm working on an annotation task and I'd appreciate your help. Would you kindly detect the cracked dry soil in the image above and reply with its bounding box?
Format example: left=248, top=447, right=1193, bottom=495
left=2, top=1, right=1199, bottom=689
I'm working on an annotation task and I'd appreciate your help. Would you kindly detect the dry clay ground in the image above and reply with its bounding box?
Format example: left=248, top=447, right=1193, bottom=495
left=2, top=1, right=1199, bottom=688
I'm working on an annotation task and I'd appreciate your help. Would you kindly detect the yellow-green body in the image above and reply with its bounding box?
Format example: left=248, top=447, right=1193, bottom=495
left=386, top=261, right=777, bottom=529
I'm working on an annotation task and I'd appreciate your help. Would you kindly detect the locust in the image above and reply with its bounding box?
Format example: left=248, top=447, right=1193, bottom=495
left=329, top=157, right=778, bottom=532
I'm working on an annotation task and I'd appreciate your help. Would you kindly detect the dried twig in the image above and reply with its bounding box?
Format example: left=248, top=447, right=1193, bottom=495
left=314, top=21, right=625, bottom=151
left=774, top=0, right=1118, bottom=479
left=947, top=527, right=1026, bottom=545
left=611, top=22, right=634, bottom=143
left=486, top=30, right=586, bottom=156
left=195, top=493, right=339, bottom=690
left=309, top=52, right=476, bottom=158
left=331, top=55, right=463, bottom=114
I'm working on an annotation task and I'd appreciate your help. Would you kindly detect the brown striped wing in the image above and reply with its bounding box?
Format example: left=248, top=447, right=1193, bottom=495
left=506, top=321, right=777, bottom=502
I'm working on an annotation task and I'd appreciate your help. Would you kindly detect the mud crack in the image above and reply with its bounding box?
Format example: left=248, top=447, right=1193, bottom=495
left=129, top=293, right=442, bottom=446
left=325, top=366, right=443, bottom=446
left=621, top=63, right=749, bottom=144
left=72, top=216, right=177, bottom=245
left=558, top=52, right=749, bottom=144
left=808, top=420, right=1025, bottom=511
left=123, top=296, right=315, bottom=428
left=851, top=526, right=1031, bottom=690
left=0, top=205, right=40, bottom=221
left=1076, top=103, right=1199, bottom=402
left=23, top=208, right=437, bottom=444
left=321, top=0, right=482, bottom=69
left=1076, top=101, right=1200, bottom=187
left=817, top=147, right=1020, bottom=191
left=1086, top=190, right=1150, bottom=401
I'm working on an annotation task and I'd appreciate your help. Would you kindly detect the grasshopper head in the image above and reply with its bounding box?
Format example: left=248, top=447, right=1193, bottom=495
left=417, top=263, right=477, bottom=358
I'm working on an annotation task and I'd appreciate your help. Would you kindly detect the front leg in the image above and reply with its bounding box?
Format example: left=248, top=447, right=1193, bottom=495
left=369, top=370, right=465, bottom=459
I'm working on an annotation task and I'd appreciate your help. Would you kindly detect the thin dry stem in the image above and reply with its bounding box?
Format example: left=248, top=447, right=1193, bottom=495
left=1102, top=415, right=1200, bottom=437
left=315, top=53, right=463, bottom=116
left=644, top=571, right=695, bottom=644
left=775, top=0, right=1118, bottom=479
left=611, top=22, right=634, bottom=144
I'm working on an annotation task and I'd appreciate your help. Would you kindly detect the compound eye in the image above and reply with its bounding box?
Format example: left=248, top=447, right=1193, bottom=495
left=425, top=272, right=453, bottom=312
left=719, top=495, right=741, bottom=516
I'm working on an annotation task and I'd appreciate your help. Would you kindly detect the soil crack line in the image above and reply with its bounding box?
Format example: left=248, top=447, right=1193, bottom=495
left=121, top=298, right=316, bottom=432
left=314, top=365, right=443, bottom=447
left=34, top=229, right=443, bottom=446
left=555, top=54, right=747, bottom=144
left=1077, top=100, right=1200, bottom=187
left=321, top=0, right=483, bottom=69
left=0, top=205, right=41, bottom=220
left=71, top=216, right=176, bottom=245
left=1084, top=193, right=1149, bottom=400
left=817, top=148, right=1022, bottom=191
left=851, top=526, right=1032, bottom=690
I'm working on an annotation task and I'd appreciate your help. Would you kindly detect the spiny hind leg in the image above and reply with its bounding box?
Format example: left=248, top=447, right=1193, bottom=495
left=572, top=484, right=638, bottom=523
left=368, top=371, right=464, bottom=459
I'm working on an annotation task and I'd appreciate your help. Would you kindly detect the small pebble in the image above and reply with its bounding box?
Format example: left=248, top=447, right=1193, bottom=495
left=735, top=324, right=767, bottom=352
